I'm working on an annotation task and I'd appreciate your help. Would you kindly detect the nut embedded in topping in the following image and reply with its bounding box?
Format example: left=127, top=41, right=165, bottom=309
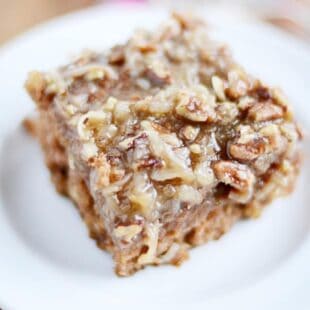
left=252, top=86, right=271, bottom=101
left=228, top=126, right=266, bottom=162
left=85, top=67, right=105, bottom=81
left=180, top=125, right=200, bottom=141
left=247, top=102, right=283, bottom=122
left=259, top=124, right=287, bottom=153
left=213, top=160, right=255, bottom=203
left=113, top=101, right=131, bottom=123
left=108, top=45, right=125, bottom=65
left=225, top=70, right=249, bottom=99
left=216, top=101, right=239, bottom=125
left=211, top=75, right=226, bottom=101
left=65, top=64, right=118, bottom=81
left=238, top=96, right=255, bottom=111
left=175, top=94, right=215, bottom=122
left=229, top=140, right=265, bottom=162
left=145, top=61, right=171, bottom=87
left=77, top=110, right=108, bottom=141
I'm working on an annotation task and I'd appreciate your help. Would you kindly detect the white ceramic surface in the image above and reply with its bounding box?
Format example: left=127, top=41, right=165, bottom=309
left=0, top=4, right=309, bottom=310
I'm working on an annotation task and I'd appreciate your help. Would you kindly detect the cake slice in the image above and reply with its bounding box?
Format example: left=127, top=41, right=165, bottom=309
left=25, top=13, right=302, bottom=276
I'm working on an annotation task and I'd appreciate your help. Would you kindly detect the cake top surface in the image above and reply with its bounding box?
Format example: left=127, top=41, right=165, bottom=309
left=25, top=13, right=301, bottom=225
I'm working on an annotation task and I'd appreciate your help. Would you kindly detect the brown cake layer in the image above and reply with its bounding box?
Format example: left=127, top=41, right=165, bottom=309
left=25, top=13, right=302, bottom=276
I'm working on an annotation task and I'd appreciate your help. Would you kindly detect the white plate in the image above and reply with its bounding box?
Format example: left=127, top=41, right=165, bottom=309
left=0, top=4, right=309, bottom=310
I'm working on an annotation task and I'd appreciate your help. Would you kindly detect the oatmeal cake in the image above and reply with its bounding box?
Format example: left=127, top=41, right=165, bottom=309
left=25, top=13, right=302, bottom=276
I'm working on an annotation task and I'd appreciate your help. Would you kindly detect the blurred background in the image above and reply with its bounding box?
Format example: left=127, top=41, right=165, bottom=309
left=0, top=0, right=309, bottom=45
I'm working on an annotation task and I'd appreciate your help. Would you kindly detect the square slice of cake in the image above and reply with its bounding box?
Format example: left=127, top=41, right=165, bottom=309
left=25, top=13, right=302, bottom=276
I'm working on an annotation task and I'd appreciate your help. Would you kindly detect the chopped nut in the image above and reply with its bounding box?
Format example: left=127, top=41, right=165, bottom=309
left=164, top=41, right=189, bottom=62
left=45, top=73, right=67, bottom=95
left=85, top=67, right=105, bottom=81
left=280, top=123, right=298, bottom=143
left=137, top=43, right=157, bottom=53
left=226, top=70, right=248, bottom=99
left=99, top=124, right=118, bottom=141
left=211, top=75, right=226, bottom=101
left=272, top=88, right=289, bottom=108
left=77, top=110, right=108, bottom=141
left=253, top=86, right=271, bottom=101
left=229, top=141, right=265, bottom=161
left=213, top=161, right=253, bottom=191
left=181, top=125, right=200, bottom=141
left=216, top=101, right=239, bottom=124
left=175, top=94, right=215, bottom=122
left=65, top=64, right=118, bottom=80
left=145, top=61, right=171, bottom=87
left=213, top=160, right=255, bottom=203
left=248, top=102, right=283, bottom=122
left=259, top=124, right=287, bottom=153
left=108, top=45, right=125, bottom=65
left=228, top=126, right=266, bottom=162
left=104, top=96, right=118, bottom=111
left=238, top=96, right=255, bottom=111
left=114, top=101, right=131, bottom=123
left=118, top=136, right=136, bottom=151
left=272, top=88, right=293, bottom=120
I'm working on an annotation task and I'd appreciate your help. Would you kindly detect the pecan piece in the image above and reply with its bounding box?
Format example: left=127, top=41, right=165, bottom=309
left=225, top=70, right=249, bottom=99
left=228, top=125, right=265, bottom=162
left=108, top=45, right=125, bottom=65
left=211, top=75, right=226, bottom=101
left=180, top=125, right=200, bottom=141
left=252, top=86, right=271, bottom=101
left=248, top=102, right=283, bottom=122
left=229, top=140, right=265, bottom=162
left=175, top=95, right=215, bottom=122
left=213, top=160, right=255, bottom=203
left=145, top=62, right=171, bottom=87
